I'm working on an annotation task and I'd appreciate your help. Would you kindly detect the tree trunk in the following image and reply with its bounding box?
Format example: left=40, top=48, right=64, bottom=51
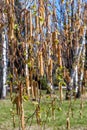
left=0, top=34, right=3, bottom=99
left=2, top=29, right=8, bottom=98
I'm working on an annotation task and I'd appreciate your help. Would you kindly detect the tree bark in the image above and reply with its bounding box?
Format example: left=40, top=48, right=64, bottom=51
left=0, top=34, right=3, bottom=99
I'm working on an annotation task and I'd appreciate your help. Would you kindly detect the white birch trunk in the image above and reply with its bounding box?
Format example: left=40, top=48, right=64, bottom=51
left=70, top=26, right=86, bottom=91
left=2, top=29, right=7, bottom=98
left=79, top=26, right=86, bottom=88
left=25, top=43, right=30, bottom=95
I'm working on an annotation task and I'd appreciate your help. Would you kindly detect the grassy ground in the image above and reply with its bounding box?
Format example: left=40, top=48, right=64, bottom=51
left=0, top=91, right=87, bottom=130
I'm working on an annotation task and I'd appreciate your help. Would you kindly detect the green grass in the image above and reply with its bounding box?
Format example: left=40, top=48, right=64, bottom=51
left=0, top=99, right=13, bottom=130
left=0, top=93, right=87, bottom=130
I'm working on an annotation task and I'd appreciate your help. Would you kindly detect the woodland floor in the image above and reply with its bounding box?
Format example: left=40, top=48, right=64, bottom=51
left=0, top=91, right=87, bottom=130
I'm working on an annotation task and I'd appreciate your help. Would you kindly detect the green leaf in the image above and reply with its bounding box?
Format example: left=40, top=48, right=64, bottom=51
left=14, top=24, right=19, bottom=30
left=23, top=95, right=29, bottom=102
left=33, top=11, right=37, bottom=16
left=57, top=107, right=62, bottom=111
left=32, top=101, right=38, bottom=106
left=28, top=62, right=31, bottom=68
left=39, top=16, right=44, bottom=25
left=31, top=4, right=36, bottom=10
left=54, top=39, right=59, bottom=44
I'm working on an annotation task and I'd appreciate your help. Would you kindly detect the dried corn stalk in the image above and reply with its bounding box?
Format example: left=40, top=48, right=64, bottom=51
left=35, top=15, right=39, bottom=32
left=39, top=0, right=45, bottom=19
left=19, top=82, right=25, bottom=130
left=48, top=58, right=53, bottom=84
left=36, top=104, right=41, bottom=125
left=38, top=51, right=44, bottom=76
left=66, top=117, right=70, bottom=130
left=29, top=10, right=33, bottom=37
left=58, top=44, right=62, bottom=67
left=59, top=84, right=63, bottom=102
left=32, top=80, right=39, bottom=100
